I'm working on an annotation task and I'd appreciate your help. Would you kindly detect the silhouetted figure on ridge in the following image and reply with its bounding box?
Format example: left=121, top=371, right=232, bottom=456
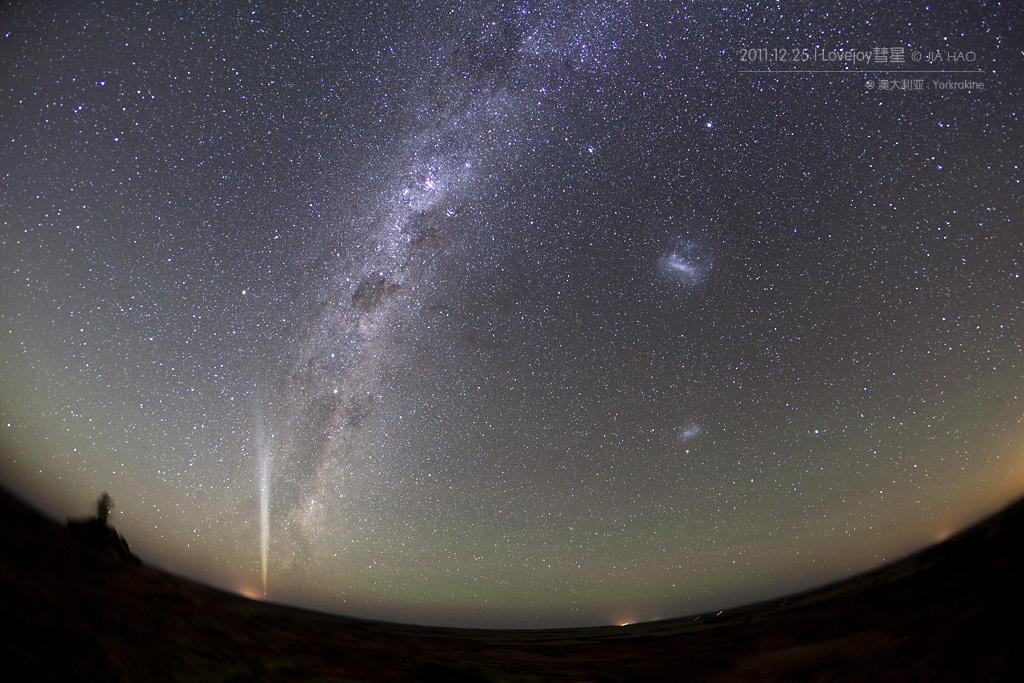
left=96, top=492, right=112, bottom=525
left=66, top=491, right=137, bottom=562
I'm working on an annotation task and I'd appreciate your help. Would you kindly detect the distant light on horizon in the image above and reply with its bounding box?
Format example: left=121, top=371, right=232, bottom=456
left=1, top=0, right=1021, bottom=629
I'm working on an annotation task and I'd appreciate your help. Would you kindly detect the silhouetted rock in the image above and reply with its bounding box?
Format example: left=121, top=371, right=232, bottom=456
left=66, top=518, right=138, bottom=563
left=2, top=478, right=1024, bottom=681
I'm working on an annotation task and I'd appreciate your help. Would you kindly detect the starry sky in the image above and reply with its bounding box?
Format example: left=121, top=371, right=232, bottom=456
left=2, top=1, right=1023, bottom=629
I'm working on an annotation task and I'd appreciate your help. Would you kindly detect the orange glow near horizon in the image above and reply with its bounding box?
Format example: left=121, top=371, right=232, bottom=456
left=238, top=586, right=264, bottom=601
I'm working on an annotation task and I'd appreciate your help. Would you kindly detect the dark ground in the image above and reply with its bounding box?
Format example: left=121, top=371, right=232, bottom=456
left=2, top=485, right=1023, bottom=682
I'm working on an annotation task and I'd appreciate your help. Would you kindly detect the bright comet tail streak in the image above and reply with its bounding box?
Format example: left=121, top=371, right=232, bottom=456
left=257, top=404, right=270, bottom=596
left=1, top=0, right=1020, bottom=632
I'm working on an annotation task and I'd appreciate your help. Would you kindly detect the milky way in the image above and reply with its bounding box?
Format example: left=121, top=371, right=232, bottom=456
left=270, top=1, right=636, bottom=594
left=2, top=1, right=1023, bottom=628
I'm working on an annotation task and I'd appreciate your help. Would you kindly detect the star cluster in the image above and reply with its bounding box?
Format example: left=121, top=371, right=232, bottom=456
left=2, top=1, right=1023, bottom=628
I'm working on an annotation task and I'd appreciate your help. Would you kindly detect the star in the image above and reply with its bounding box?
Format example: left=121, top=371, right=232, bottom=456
left=1, top=0, right=1021, bottom=630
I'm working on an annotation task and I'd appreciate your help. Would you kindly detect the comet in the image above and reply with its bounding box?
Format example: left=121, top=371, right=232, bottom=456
left=256, top=400, right=270, bottom=596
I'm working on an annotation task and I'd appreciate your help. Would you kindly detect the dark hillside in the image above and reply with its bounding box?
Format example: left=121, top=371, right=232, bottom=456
left=2, top=484, right=1023, bottom=681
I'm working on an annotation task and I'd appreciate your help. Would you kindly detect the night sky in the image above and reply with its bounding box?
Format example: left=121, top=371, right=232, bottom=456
left=2, top=1, right=1023, bottom=629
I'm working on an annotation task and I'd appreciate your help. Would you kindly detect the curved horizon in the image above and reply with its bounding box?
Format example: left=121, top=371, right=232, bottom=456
left=2, top=1, right=1023, bottom=629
